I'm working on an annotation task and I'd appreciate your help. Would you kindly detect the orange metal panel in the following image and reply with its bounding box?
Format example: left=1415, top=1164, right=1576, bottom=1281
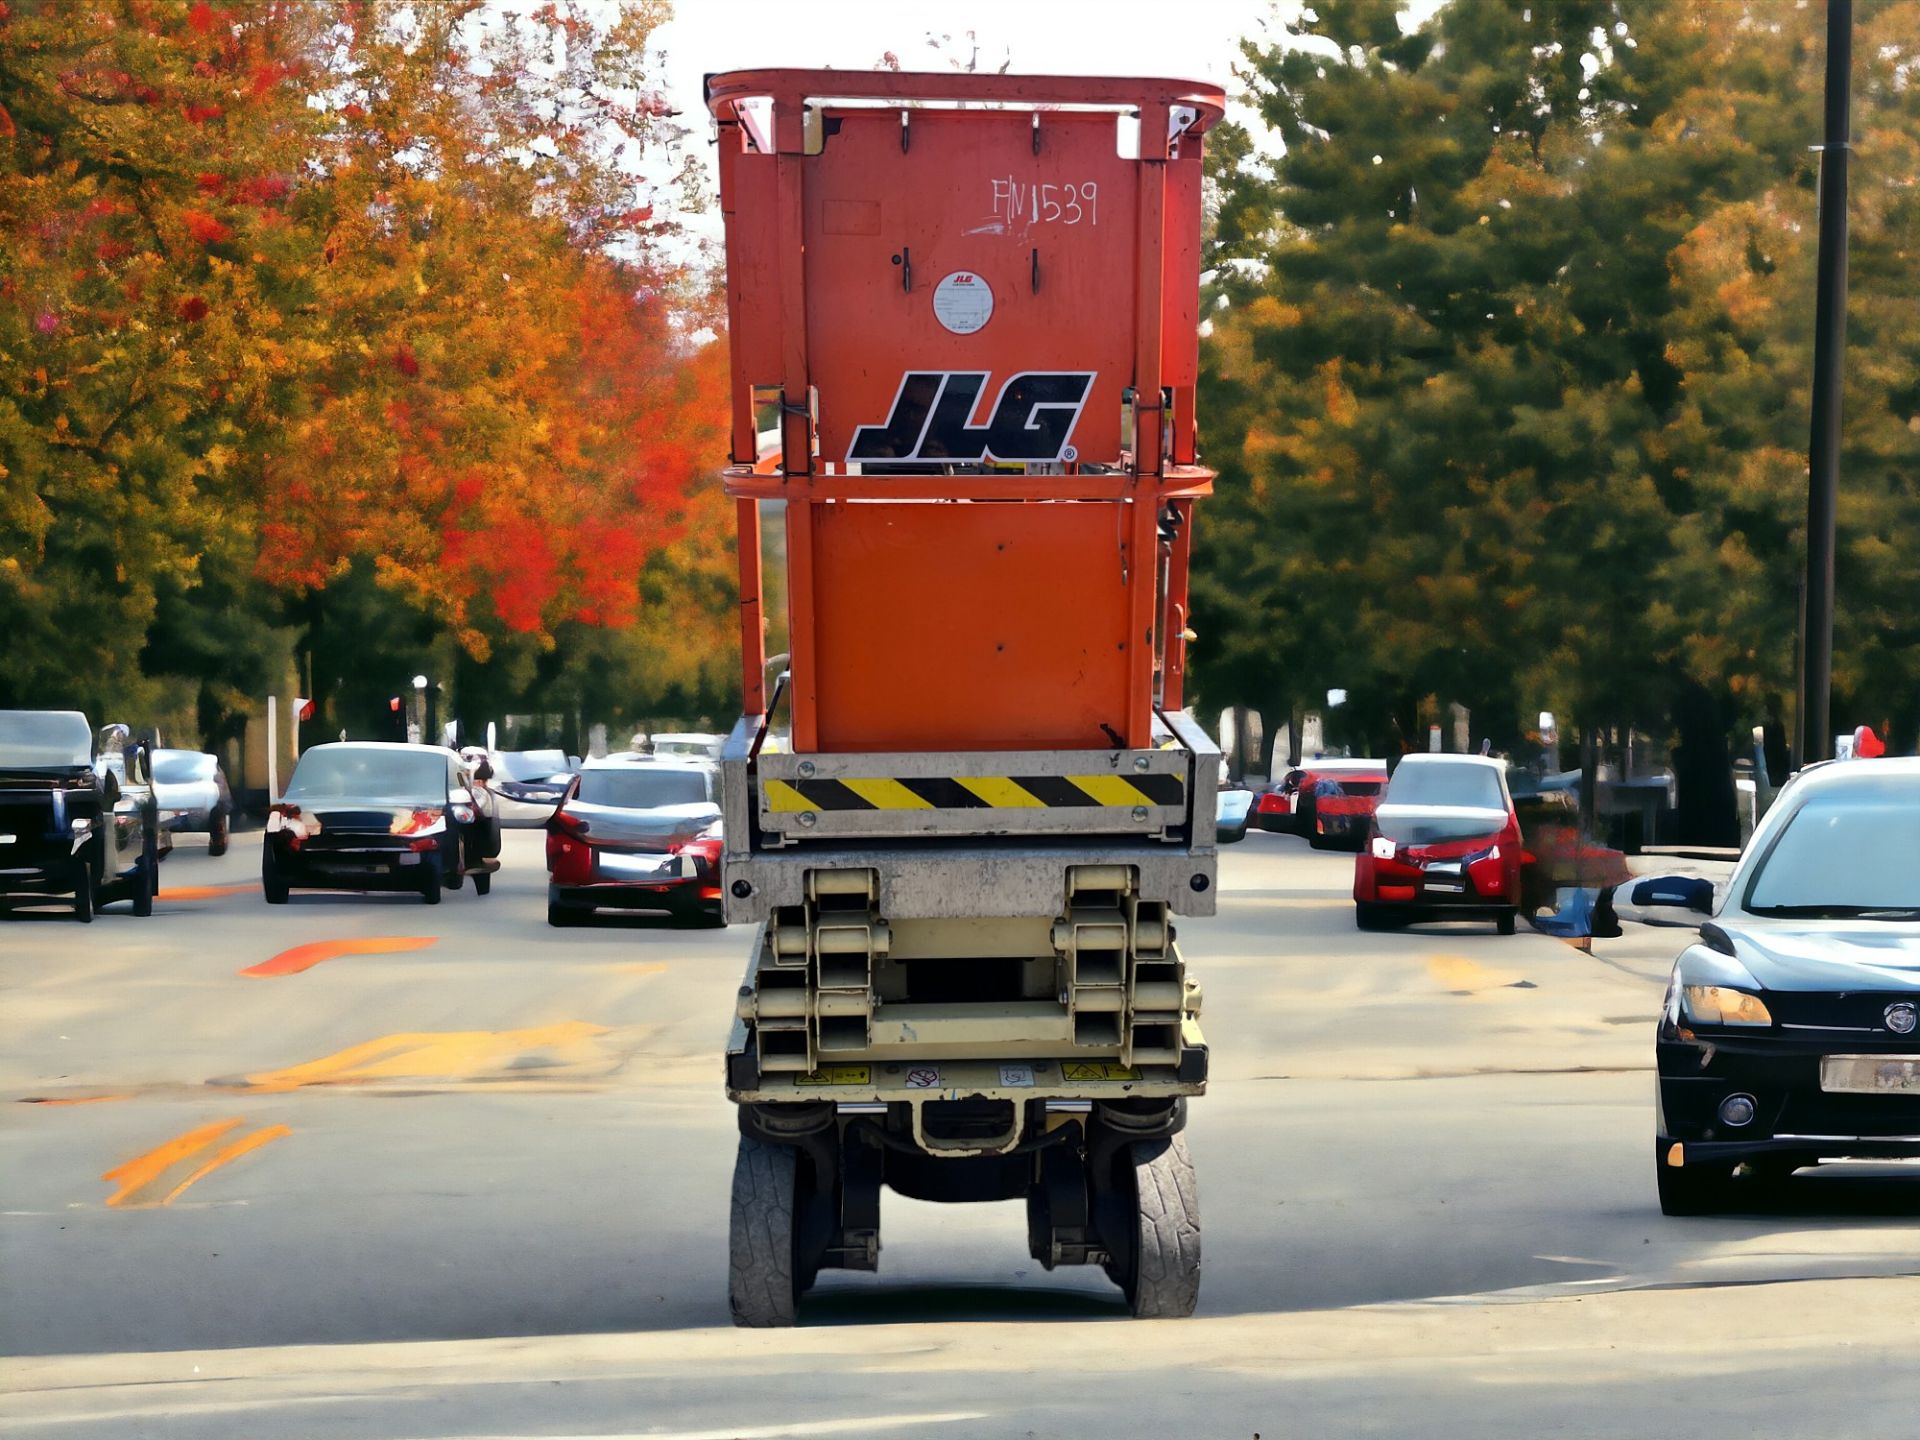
left=804, top=502, right=1139, bottom=753
left=707, top=72, right=1224, bottom=754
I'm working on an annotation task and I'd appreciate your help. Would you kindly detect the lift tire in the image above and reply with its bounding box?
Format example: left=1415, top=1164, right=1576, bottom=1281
left=728, top=1134, right=800, bottom=1328
left=1496, top=909, right=1518, bottom=936
left=473, top=870, right=491, bottom=897
left=420, top=859, right=442, bottom=905
left=207, top=809, right=230, bottom=858
left=1109, top=1135, right=1201, bottom=1319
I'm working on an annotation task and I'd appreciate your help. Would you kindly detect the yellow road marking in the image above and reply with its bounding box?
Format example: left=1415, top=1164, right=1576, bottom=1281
left=616, top=962, right=670, bottom=976
left=157, top=1124, right=291, bottom=1206
left=1427, top=954, right=1523, bottom=994
left=840, top=777, right=934, bottom=809
left=239, top=1022, right=610, bottom=1093
left=102, top=1118, right=243, bottom=1207
left=1067, top=774, right=1153, bottom=807
left=956, top=776, right=1045, bottom=808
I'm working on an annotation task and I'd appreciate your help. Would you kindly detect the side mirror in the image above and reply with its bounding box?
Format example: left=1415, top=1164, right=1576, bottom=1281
left=1630, top=876, right=1714, bottom=915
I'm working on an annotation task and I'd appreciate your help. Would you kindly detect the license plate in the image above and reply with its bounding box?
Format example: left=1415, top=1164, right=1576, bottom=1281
left=596, top=851, right=680, bottom=882
left=1820, top=1056, right=1920, bottom=1095
left=320, top=863, right=384, bottom=876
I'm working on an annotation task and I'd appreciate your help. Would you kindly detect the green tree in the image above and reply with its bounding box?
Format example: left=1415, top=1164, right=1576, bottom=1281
left=1193, top=0, right=1920, bottom=815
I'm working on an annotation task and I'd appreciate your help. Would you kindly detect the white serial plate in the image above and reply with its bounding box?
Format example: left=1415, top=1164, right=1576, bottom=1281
left=1820, top=1056, right=1920, bottom=1095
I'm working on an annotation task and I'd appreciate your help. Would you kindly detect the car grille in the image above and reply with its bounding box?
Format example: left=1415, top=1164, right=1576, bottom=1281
left=1768, top=991, right=1916, bottom=1036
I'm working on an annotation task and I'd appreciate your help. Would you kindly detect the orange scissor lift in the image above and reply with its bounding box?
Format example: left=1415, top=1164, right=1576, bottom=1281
left=708, top=69, right=1223, bottom=1324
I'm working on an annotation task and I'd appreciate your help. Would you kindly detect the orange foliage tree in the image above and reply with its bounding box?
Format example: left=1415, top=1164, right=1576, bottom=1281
left=2, top=0, right=731, bottom=736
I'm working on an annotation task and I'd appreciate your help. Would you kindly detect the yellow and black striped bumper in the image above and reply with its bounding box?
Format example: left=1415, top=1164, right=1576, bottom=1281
left=763, top=772, right=1185, bottom=814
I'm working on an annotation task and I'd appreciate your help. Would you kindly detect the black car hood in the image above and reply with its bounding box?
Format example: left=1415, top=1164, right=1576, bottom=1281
left=1719, top=920, right=1920, bottom=993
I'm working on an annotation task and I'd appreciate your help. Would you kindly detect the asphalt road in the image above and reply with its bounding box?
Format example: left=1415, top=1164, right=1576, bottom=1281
left=4, top=827, right=1918, bottom=1438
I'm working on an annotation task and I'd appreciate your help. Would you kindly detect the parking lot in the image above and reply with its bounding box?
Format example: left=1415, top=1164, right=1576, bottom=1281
left=4, top=828, right=1918, bottom=1438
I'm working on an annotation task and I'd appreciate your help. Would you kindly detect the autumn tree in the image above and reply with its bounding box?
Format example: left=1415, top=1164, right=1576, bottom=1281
left=3, top=0, right=738, bottom=746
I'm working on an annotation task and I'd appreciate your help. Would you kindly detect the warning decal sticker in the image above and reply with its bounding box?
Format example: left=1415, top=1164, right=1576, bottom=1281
left=796, top=1065, right=872, bottom=1087
left=1062, top=1062, right=1141, bottom=1082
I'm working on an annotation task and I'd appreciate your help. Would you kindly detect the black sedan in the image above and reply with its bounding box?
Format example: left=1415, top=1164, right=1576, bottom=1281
left=1645, top=756, right=1920, bottom=1213
left=264, top=742, right=497, bottom=905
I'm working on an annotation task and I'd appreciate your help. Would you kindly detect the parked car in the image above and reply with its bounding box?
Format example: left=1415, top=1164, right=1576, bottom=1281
left=1353, top=754, right=1524, bottom=934
left=1643, top=756, right=1920, bottom=1214
left=485, top=748, right=576, bottom=827
left=0, top=711, right=160, bottom=920
left=1256, top=758, right=1388, bottom=842
left=263, top=743, right=499, bottom=905
left=546, top=756, right=724, bottom=927
left=151, top=747, right=233, bottom=855
left=649, top=732, right=725, bottom=761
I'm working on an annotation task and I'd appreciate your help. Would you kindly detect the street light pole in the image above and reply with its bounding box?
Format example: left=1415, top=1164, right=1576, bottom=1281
left=1800, top=0, right=1851, bottom=766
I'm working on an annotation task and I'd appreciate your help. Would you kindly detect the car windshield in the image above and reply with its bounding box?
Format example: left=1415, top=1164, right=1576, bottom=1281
left=284, top=748, right=447, bottom=803
left=498, top=750, right=569, bottom=781
left=1745, top=776, right=1920, bottom=917
left=0, top=711, right=92, bottom=768
left=1384, top=762, right=1505, bottom=811
left=577, top=767, right=710, bottom=810
left=153, top=750, right=216, bottom=784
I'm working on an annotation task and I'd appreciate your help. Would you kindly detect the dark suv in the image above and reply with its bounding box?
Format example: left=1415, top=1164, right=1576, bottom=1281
left=0, top=711, right=162, bottom=921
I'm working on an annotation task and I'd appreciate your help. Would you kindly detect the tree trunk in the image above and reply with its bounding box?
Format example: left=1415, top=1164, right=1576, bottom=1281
left=1669, top=679, right=1739, bottom=848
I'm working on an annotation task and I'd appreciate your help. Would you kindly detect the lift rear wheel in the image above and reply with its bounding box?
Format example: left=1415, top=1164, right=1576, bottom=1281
left=729, top=1134, right=800, bottom=1327
left=1104, top=1135, right=1201, bottom=1318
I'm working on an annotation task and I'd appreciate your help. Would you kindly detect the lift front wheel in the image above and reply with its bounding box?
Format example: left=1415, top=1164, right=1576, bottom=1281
left=1106, top=1135, right=1201, bottom=1318
left=728, top=1134, right=800, bottom=1327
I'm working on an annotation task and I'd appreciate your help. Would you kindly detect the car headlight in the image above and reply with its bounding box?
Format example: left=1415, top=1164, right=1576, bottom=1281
left=1681, top=985, right=1773, bottom=1027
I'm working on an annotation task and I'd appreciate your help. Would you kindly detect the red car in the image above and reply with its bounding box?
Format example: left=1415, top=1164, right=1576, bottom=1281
left=545, top=757, right=725, bottom=927
left=1354, top=755, right=1523, bottom=934
left=1256, top=759, right=1388, bottom=847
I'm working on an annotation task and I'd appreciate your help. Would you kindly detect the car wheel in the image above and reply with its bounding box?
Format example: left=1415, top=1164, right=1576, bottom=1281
left=547, top=901, right=578, bottom=927
left=207, top=808, right=230, bottom=857
left=420, top=859, right=443, bottom=905
left=472, top=870, right=491, bottom=896
left=446, top=864, right=464, bottom=891
left=1355, top=901, right=1390, bottom=932
left=262, top=847, right=290, bottom=904
left=72, top=862, right=95, bottom=923
left=1496, top=908, right=1518, bottom=936
left=131, top=829, right=158, bottom=917
left=1656, top=1155, right=1737, bottom=1216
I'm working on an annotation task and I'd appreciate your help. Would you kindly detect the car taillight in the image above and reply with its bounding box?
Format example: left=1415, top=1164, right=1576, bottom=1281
left=266, top=803, right=299, bottom=833
left=675, top=833, right=724, bottom=870
left=546, top=809, right=593, bottom=884
left=1256, top=794, right=1285, bottom=813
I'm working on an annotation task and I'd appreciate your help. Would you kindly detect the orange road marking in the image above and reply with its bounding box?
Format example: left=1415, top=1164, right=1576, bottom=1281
left=156, top=1124, right=291, bottom=1206
left=241, top=936, right=439, bottom=978
left=102, top=1118, right=244, bottom=1207
left=237, top=1022, right=610, bottom=1093
left=160, top=882, right=260, bottom=902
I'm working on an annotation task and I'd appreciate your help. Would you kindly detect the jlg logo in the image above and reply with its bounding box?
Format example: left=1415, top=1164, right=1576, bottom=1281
left=848, top=371, right=1095, bottom=464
